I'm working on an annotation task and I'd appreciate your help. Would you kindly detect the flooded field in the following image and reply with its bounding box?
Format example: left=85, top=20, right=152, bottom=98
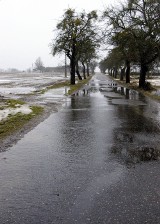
left=0, top=72, right=69, bottom=98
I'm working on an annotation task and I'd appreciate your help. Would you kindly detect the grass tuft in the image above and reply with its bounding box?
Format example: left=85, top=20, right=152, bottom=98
left=0, top=105, right=43, bottom=139
left=6, top=99, right=25, bottom=108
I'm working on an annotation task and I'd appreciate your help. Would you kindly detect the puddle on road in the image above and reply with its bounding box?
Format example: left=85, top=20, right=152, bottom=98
left=73, top=76, right=160, bottom=167
left=77, top=78, right=146, bottom=106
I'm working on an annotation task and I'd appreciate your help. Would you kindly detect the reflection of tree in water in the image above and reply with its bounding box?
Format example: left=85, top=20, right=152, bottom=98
left=112, top=86, right=146, bottom=101
left=72, top=87, right=91, bottom=97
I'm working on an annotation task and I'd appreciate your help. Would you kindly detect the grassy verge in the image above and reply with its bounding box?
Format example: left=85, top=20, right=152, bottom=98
left=0, top=104, right=43, bottom=140
left=47, top=80, right=70, bottom=89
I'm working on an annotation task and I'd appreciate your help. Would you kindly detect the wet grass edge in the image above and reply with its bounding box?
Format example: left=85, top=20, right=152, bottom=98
left=37, top=76, right=92, bottom=96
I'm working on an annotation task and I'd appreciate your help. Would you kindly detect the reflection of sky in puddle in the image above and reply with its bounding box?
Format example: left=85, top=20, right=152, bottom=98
left=90, top=91, right=105, bottom=99
left=37, top=87, right=70, bottom=104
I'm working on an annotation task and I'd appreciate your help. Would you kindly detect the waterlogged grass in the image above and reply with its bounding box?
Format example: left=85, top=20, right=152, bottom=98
left=0, top=105, right=43, bottom=139
left=67, top=76, right=92, bottom=95
left=139, top=89, right=160, bottom=101
left=0, top=99, right=25, bottom=111
left=6, top=99, right=25, bottom=108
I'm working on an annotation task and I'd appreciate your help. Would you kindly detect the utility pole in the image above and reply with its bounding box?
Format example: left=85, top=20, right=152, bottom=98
left=65, top=53, right=67, bottom=78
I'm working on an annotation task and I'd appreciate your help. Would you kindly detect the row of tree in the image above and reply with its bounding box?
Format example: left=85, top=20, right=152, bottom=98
left=100, top=0, right=160, bottom=88
left=51, top=9, right=99, bottom=84
left=51, top=0, right=160, bottom=88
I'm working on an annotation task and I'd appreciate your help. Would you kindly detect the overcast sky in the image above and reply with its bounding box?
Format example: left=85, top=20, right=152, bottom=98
left=0, top=0, right=115, bottom=70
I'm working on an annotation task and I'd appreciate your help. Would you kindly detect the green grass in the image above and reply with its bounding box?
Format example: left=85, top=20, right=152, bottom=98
left=0, top=106, right=5, bottom=110
left=0, top=105, right=43, bottom=139
left=0, top=99, right=25, bottom=111
left=6, top=99, right=25, bottom=108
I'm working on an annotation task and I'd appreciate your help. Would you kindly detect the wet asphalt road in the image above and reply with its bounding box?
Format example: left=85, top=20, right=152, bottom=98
left=0, top=74, right=160, bottom=224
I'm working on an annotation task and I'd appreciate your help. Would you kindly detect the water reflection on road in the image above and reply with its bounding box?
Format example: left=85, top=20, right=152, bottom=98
left=0, top=74, right=160, bottom=224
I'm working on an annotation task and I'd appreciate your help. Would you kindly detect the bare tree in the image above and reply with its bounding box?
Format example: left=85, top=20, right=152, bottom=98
left=34, top=57, right=44, bottom=72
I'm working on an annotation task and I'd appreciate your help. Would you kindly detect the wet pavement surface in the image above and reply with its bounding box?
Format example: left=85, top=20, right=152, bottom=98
left=0, top=74, right=160, bottom=224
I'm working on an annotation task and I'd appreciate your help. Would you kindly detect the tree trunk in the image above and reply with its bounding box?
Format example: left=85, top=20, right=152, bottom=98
left=114, top=67, right=118, bottom=78
left=65, top=53, right=67, bottom=78
left=110, top=69, right=113, bottom=76
left=120, top=67, right=125, bottom=81
left=82, top=62, right=86, bottom=79
left=87, top=63, right=90, bottom=76
left=126, top=60, right=130, bottom=83
left=70, top=43, right=76, bottom=85
left=113, top=69, right=115, bottom=77
left=126, top=88, right=130, bottom=99
left=139, top=64, right=148, bottom=88
left=121, top=87, right=124, bottom=95
left=76, top=62, right=82, bottom=80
